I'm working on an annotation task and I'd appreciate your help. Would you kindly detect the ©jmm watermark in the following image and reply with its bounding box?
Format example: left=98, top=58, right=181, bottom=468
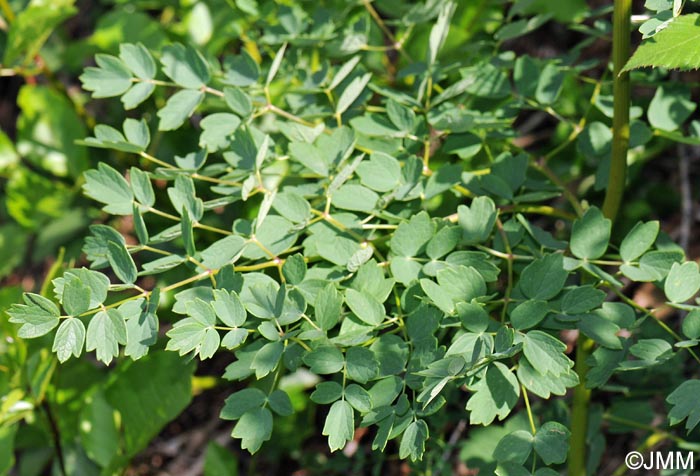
left=625, top=451, right=694, bottom=471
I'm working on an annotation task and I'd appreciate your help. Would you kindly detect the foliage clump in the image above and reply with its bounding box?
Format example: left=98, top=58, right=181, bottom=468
left=5, top=0, right=700, bottom=474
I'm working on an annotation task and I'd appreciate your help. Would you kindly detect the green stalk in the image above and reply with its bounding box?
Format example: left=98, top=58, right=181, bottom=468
left=568, top=335, right=593, bottom=476
left=569, top=2, right=631, bottom=475
left=602, top=0, right=631, bottom=221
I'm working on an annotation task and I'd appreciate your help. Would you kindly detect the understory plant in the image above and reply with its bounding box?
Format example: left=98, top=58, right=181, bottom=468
left=5, top=0, right=700, bottom=474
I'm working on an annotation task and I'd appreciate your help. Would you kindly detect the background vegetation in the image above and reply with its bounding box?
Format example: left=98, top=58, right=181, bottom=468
left=2, top=0, right=700, bottom=475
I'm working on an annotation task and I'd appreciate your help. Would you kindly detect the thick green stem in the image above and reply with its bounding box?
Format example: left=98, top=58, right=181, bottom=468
left=602, top=0, right=631, bottom=221
left=569, top=3, right=631, bottom=475
left=568, top=335, right=593, bottom=476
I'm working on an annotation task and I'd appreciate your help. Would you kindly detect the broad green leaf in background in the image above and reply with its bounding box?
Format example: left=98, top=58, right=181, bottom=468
left=625, top=14, right=700, bottom=71
left=204, top=442, right=239, bottom=476
left=168, top=175, right=203, bottom=220
left=272, top=191, right=311, bottom=223
left=251, top=341, right=284, bottom=378
left=0, top=224, right=28, bottom=279
left=387, top=100, right=416, bottom=133
left=577, top=122, right=612, bottom=159
left=344, top=384, right=371, bottom=412
left=106, top=351, right=194, bottom=456
left=517, top=0, right=587, bottom=22
left=421, top=278, right=456, bottom=314
left=16, top=85, right=89, bottom=178
left=3, top=0, right=77, bottom=67
left=436, top=265, right=486, bottom=303
left=514, top=55, right=538, bottom=97
left=495, top=14, right=552, bottom=42
left=187, top=2, right=213, bottom=45
left=620, top=250, right=684, bottom=282
left=79, top=391, right=119, bottom=467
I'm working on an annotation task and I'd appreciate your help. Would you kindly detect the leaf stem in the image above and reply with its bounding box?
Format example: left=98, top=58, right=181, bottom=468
left=269, top=104, right=316, bottom=128
left=603, top=414, right=687, bottom=444
left=606, top=285, right=700, bottom=365
left=496, top=219, right=514, bottom=323
left=532, top=160, right=584, bottom=216
left=140, top=151, right=175, bottom=169
left=521, top=384, right=537, bottom=434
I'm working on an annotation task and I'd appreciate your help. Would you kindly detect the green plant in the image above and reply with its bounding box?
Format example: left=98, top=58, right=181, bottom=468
left=5, top=0, right=700, bottom=474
